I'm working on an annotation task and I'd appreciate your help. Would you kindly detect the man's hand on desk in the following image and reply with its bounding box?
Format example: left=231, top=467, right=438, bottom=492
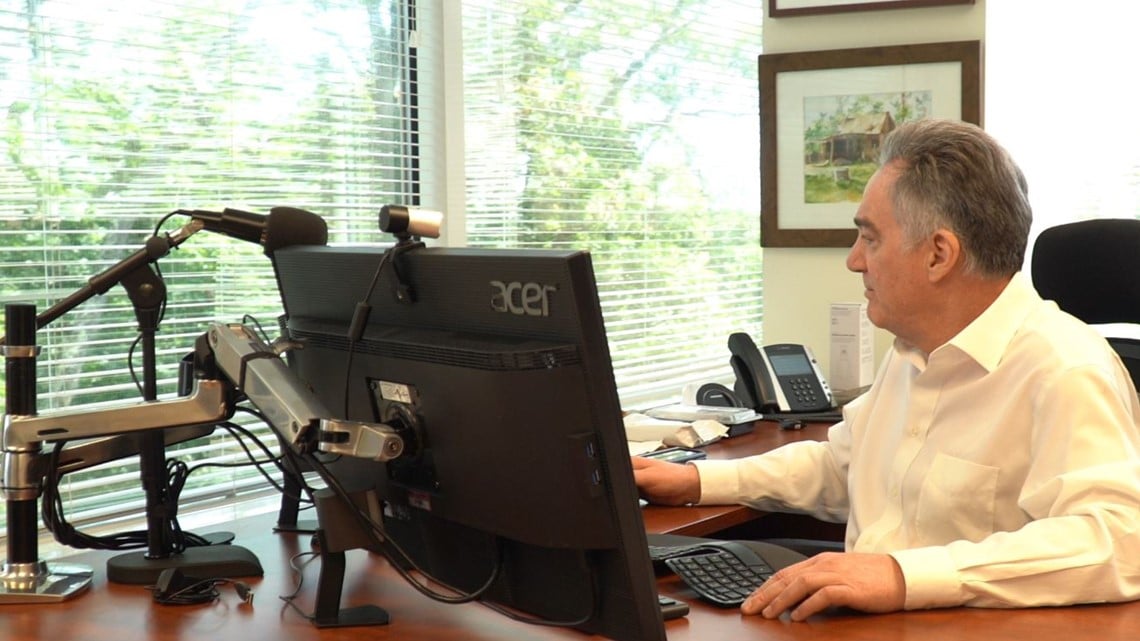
left=630, top=456, right=701, bottom=506
left=742, top=552, right=906, bottom=621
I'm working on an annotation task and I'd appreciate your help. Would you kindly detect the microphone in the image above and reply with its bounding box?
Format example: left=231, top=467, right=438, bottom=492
left=177, top=206, right=328, bottom=254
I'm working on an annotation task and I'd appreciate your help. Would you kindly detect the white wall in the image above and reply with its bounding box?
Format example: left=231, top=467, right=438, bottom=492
left=760, top=1, right=986, bottom=374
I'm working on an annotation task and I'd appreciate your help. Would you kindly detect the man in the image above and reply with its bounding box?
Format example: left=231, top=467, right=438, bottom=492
left=633, top=118, right=1140, bottom=621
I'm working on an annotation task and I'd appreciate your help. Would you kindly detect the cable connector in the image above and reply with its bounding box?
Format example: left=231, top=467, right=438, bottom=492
left=153, top=568, right=215, bottom=605
left=234, top=580, right=255, bottom=605
left=151, top=568, right=254, bottom=606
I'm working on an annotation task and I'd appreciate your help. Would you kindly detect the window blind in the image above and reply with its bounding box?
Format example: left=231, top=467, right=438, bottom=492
left=461, top=0, right=765, bottom=409
left=0, top=0, right=425, bottom=543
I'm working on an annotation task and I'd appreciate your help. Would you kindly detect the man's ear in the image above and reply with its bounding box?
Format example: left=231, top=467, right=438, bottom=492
left=926, top=229, right=962, bottom=282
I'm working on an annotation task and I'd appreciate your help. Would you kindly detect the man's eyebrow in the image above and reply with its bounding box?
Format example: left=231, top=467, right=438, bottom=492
left=853, top=216, right=875, bottom=230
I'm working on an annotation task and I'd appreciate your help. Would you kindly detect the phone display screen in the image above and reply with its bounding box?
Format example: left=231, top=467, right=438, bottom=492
left=768, top=353, right=813, bottom=376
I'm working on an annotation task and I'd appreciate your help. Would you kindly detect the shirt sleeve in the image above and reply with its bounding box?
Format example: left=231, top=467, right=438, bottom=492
left=892, top=364, right=1140, bottom=610
left=692, top=420, right=853, bottom=524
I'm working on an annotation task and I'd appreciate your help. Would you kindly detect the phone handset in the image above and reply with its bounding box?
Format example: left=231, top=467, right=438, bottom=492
left=727, top=333, right=833, bottom=413
left=728, top=332, right=780, bottom=413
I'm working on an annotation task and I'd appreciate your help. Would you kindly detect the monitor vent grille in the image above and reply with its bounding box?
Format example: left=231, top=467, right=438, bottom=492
left=293, top=330, right=582, bottom=371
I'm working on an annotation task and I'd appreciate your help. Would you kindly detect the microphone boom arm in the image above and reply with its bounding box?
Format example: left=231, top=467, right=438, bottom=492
left=0, top=221, right=203, bottom=347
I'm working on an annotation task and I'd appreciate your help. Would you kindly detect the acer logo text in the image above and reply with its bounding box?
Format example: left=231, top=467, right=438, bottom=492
left=490, top=281, right=557, bottom=317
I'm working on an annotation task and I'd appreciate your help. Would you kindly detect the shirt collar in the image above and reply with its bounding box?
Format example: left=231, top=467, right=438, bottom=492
left=894, top=272, right=1039, bottom=373
left=944, top=272, right=1039, bottom=372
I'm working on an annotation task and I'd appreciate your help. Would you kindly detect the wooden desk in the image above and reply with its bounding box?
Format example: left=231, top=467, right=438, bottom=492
left=9, top=421, right=1140, bottom=640
left=642, top=420, right=831, bottom=536
left=9, top=510, right=1140, bottom=641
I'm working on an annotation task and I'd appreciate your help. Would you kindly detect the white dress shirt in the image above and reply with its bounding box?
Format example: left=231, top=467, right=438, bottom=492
left=694, top=274, right=1140, bottom=609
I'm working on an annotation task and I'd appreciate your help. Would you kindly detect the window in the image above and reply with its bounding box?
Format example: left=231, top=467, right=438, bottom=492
left=987, top=3, right=1140, bottom=343
left=462, top=1, right=765, bottom=409
left=987, top=3, right=1140, bottom=242
left=0, top=1, right=426, bottom=544
left=1, top=0, right=766, bottom=550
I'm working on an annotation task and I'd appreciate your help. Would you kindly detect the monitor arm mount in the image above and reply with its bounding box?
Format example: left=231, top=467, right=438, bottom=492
left=1, top=317, right=405, bottom=604
left=195, top=322, right=405, bottom=461
left=1, top=221, right=206, bottom=604
left=3, top=204, right=425, bottom=608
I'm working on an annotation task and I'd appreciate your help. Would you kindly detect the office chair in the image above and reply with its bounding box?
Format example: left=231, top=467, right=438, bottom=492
left=1030, top=219, right=1140, bottom=387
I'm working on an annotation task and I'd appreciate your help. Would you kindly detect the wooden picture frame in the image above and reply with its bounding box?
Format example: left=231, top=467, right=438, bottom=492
left=759, top=40, right=981, bottom=248
left=769, top=0, right=974, bottom=18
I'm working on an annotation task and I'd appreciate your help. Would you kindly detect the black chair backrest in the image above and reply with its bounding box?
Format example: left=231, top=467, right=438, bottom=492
left=1109, top=338, right=1140, bottom=392
left=1031, top=219, right=1140, bottom=324
left=1031, top=219, right=1140, bottom=388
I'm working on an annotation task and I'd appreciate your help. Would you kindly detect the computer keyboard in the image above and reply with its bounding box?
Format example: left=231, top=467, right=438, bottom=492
left=648, top=541, right=725, bottom=565
left=662, top=541, right=776, bottom=607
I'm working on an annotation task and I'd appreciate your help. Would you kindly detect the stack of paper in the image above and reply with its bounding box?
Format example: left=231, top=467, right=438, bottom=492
left=644, top=403, right=757, bottom=424
left=623, top=412, right=728, bottom=456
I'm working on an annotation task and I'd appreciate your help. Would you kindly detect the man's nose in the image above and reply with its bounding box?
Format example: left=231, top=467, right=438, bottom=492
left=846, top=240, right=864, bottom=272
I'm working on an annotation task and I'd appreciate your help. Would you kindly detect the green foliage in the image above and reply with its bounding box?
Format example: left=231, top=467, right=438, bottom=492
left=465, top=0, right=763, bottom=380
left=0, top=0, right=421, bottom=537
left=0, top=1, right=412, bottom=409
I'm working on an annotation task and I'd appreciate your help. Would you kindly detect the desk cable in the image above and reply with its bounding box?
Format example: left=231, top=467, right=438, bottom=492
left=149, top=567, right=254, bottom=606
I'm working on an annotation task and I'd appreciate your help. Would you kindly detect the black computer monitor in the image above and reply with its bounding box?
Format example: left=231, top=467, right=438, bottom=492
left=271, top=243, right=666, bottom=641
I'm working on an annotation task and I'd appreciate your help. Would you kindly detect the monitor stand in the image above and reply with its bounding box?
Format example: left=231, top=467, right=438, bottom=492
left=310, top=488, right=389, bottom=628
left=106, top=545, right=263, bottom=585
left=273, top=453, right=318, bottom=534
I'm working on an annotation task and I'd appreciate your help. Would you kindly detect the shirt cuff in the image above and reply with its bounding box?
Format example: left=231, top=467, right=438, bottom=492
left=690, top=459, right=743, bottom=505
left=890, top=545, right=967, bottom=609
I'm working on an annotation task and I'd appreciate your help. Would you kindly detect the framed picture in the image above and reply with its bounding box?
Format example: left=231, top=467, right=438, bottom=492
left=769, top=0, right=974, bottom=18
left=759, top=40, right=981, bottom=247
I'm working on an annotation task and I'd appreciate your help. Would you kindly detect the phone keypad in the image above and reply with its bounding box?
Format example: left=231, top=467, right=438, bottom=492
left=787, top=376, right=820, bottom=407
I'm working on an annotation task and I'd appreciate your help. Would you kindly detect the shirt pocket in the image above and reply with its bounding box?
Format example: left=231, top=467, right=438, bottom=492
left=914, top=453, right=999, bottom=544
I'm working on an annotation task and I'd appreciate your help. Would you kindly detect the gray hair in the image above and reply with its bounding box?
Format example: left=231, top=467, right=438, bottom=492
left=879, top=119, right=1032, bottom=276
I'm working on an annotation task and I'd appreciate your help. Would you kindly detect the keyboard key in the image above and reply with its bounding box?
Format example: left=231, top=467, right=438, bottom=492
left=664, top=541, right=775, bottom=607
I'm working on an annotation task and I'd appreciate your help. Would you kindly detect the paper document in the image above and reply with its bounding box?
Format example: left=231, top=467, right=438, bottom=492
left=645, top=403, right=757, bottom=425
left=623, top=412, right=728, bottom=454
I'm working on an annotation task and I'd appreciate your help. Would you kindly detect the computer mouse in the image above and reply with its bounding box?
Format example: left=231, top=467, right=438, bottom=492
left=777, top=418, right=804, bottom=430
